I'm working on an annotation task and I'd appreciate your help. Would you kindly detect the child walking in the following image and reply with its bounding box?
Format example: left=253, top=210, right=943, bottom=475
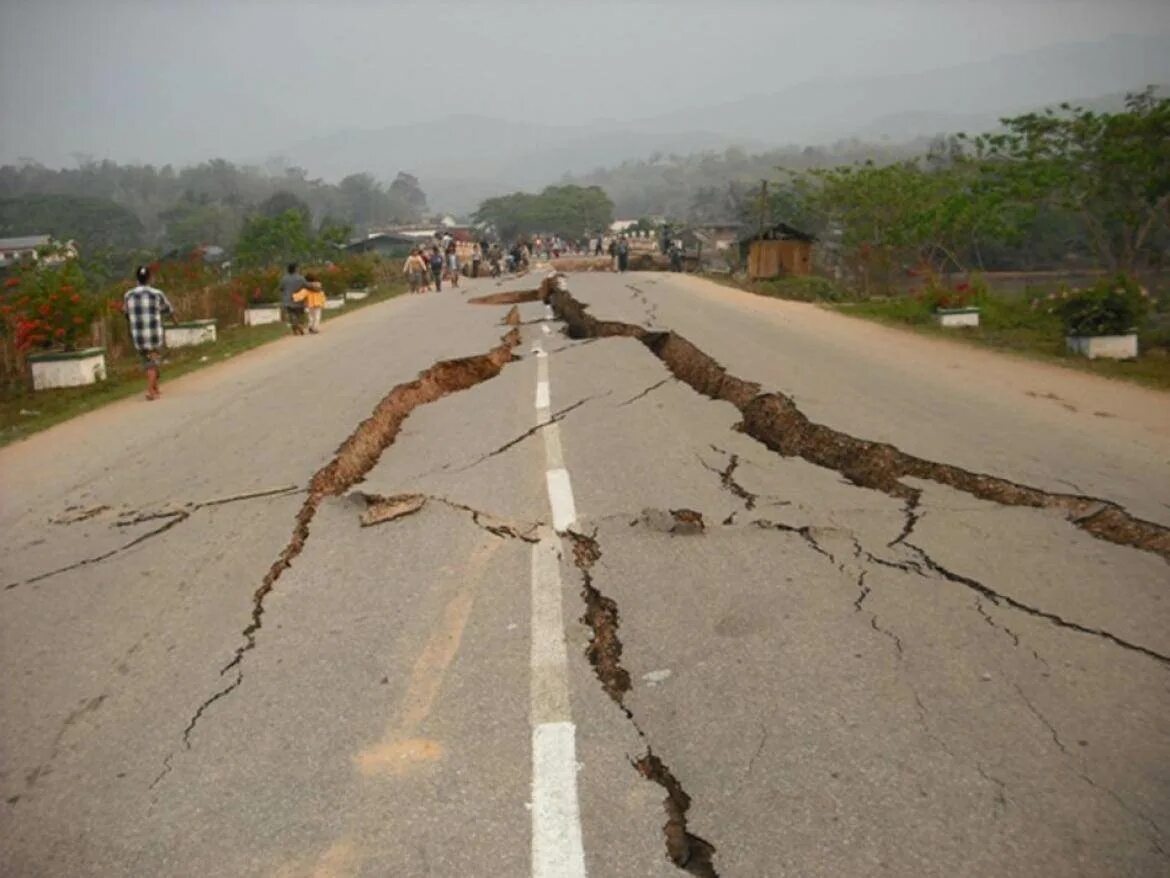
left=293, top=275, right=327, bottom=334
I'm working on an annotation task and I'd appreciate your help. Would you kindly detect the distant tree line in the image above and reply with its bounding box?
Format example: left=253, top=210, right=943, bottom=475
left=568, top=88, right=1169, bottom=280
left=473, top=185, right=613, bottom=241
left=0, top=158, right=429, bottom=257
left=783, top=88, right=1169, bottom=286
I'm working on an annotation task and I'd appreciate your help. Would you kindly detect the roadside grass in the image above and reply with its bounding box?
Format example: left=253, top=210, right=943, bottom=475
left=702, top=272, right=1170, bottom=391
left=0, top=283, right=406, bottom=446
left=833, top=295, right=1170, bottom=390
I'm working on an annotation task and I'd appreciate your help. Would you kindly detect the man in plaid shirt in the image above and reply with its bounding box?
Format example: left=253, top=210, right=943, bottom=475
left=124, top=265, right=177, bottom=400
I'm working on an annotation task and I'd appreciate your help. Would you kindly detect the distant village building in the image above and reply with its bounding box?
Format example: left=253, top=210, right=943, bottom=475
left=345, top=231, right=421, bottom=258
left=0, top=235, right=79, bottom=268
left=739, top=222, right=816, bottom=278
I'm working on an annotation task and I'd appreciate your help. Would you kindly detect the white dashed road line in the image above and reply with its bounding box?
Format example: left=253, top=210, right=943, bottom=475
left=529, top=335, right=587, bottom=878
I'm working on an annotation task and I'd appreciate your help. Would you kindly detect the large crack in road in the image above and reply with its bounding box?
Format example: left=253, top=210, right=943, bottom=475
left=543, top=275, right=1170, bottom=562
left=566, top=530, right=721, bottom=877
left=161, top=328, right=522, bottom=776
left=541, top=274, right=1170, bottom=668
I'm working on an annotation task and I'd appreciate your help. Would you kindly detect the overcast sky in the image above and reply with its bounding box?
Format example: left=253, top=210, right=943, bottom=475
left=1, top=0, right=1168, bottom=168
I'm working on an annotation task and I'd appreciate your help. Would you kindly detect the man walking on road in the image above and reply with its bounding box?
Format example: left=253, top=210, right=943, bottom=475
left=279, top=263, right=308, bottom=335
left=123, top=265, right=177, bottom=401
left=429, top=246, right=444, bottom=292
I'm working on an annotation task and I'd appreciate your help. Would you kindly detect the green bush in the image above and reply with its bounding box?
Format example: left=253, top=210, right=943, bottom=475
left=1049, top=275, right=1150, bottom=337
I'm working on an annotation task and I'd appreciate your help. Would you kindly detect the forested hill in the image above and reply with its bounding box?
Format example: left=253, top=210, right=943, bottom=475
left=563, top=140, right=929, bottom=222
left=0, top=161, right=428, bottom=254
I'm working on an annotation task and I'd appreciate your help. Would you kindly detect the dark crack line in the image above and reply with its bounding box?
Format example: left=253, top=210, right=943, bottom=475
left=565, top=529, right=720, bottom=876
left=871, top=614, right=904, bottom=657
left=975, top=762, right=1010, bottom=816
left=853, top=570, right=871, bottom=611
left=976, top=597, right=1021, bottom=647
left=904, top=540, right=1170, bottom=667
left=6, top=512, right=190, bottom=590
left=699, top=448, right=758, bottom=511
left=9, top=486, right=303, bottom=591
left=545, top=337, right=601, bottom=355
left=448, top=394, right=607, bottom=473
left=183, top=671, right=243, bottom=748
left=618, top=377, right=674, bottom=407
left=1014, top=682, right=1167, bottom=854
left=752, top=519, right=833, bottom=563
left=888, top=490, right=923, bottom=548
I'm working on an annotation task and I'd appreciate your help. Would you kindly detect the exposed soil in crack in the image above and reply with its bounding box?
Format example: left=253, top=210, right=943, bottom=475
left=635, top=752, right=721, bottom=877
left=565, top=528, right=720, bottom=875
left=698, top=449, right=757, bottom=511
left=467, top=289, right=541, bottom=306
left=542, top=276, right=1170, bottom=565
left=174, top=328, right=521, bottom=752
left=567, top=531, right=631, bottom=705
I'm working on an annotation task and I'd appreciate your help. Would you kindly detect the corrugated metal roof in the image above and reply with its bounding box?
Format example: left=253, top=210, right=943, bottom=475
left=0, top=234, right=52, bottom=250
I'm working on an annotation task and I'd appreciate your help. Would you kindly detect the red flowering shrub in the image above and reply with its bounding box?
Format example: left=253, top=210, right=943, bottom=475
left=917, top=270, right=987, bottom=311
left=1, top=261, right=97, bottom=352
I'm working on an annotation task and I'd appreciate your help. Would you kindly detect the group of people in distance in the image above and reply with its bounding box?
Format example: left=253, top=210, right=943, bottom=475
left=403, top=234, right=467, bottom=294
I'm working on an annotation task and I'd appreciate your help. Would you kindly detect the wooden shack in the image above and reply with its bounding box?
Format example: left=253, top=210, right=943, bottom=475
left=741, top=222, right=815, bottom=279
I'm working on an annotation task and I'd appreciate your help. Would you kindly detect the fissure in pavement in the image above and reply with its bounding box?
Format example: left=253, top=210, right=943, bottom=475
left=542, top=277, right=1170, bottom=666
left=566, top=530, right=721, bottom=877
left=172, top=328, right=521, bottom=756
left=542, top=275, right=1170, bottom=563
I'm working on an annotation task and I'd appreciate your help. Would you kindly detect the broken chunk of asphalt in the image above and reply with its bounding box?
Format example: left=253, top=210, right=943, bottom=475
left=635, top=508, right=707, bottom=535
left=467, top=289, right=542, bottom=306
left=170, top=328, right=521, bottom=758
left=541, top=275, right=1170, bottom=564
left=565, top=530, right=720, bottom=876
left=354, top=491, right=541, bottom=543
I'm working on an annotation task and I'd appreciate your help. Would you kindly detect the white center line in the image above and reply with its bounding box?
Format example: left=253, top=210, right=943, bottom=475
left=529, top=322, right=586, bottom=878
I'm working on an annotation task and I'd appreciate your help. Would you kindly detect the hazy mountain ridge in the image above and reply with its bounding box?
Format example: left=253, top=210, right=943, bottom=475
left=266, top=33, right=1170, bottom=214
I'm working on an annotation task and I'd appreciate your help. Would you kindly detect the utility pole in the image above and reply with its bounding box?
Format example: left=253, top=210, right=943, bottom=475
left=757, top=179, right=768, bottom=239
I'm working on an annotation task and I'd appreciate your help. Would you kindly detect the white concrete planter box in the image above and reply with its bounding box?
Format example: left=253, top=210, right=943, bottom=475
left=244, top=305, right=282, bottom=326
left=345, top=289, right=370, bottom=301
left=28, top=347, right=107, bottom=390
left=934, top=307, right=980, bottom=328
left=324, top=296, right=346, bottom=310
left=1066, top=333, right=1138, bottom=360
left=165, top=319, right=217, bottom=348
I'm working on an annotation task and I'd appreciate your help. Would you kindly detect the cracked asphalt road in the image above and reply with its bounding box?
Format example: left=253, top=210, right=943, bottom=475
left=1, top=270, right=1167, bottom=877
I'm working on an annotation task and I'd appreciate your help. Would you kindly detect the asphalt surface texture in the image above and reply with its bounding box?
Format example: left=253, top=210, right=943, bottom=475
left=2, top=268, right=1168, bottom=878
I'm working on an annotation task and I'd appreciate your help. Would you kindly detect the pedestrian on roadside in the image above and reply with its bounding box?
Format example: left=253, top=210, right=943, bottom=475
left=471, top=243, right=483, bottom=278
left=429, top=246, right=444, bottom=291
left=279, top=262, right=308, bottom=335
left=617, top=236, right=630, bottom=273
left=293, top=274, right=327, bottom=333
left=404, top=249, right=426, bottom=293
left=124, top=265, right=177, bottom=402
left=446, top=240, right=460, bottom=289
left=595, top=237, right=604, bottom=257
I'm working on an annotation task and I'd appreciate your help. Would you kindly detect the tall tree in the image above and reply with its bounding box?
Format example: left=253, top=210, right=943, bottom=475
left=976, top=88, right=1170, bottom=272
